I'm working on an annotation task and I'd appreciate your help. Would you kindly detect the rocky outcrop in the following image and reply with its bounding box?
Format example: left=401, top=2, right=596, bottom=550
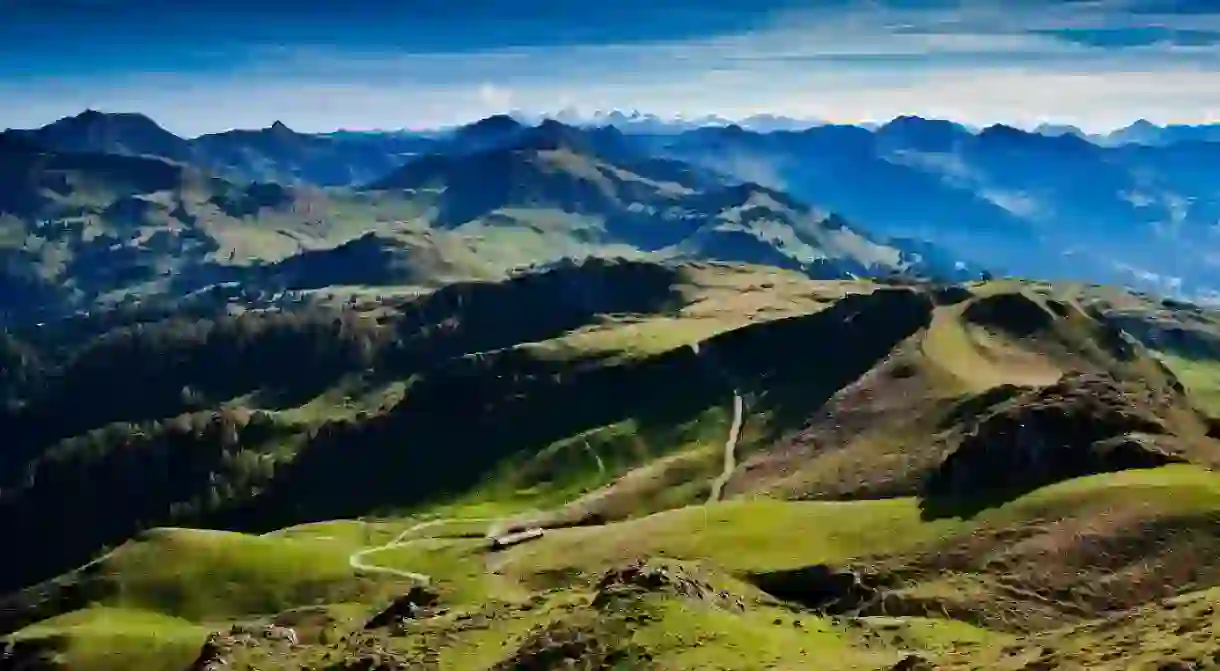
left=748, top=565, right=883, bottom=614
left=962, top=292, right=1056, bottom=337
left=185, top=632, right=232, bottom=671
left=928, top=372, right=1189, bottom=500
left=185, top=624, right=299, bottom=671
left=0, top=637, right=64, bottom=671
left=890, top=654, right=935, bottom=671
left=363, top=586, right=441, bottom=630
left=592, top=559, right=745, bottom=612
left=319, top=653, right=420, bottom=671
left=490, top=619, right=651, bottom=671
left=931, top=285, right=974, bottom=306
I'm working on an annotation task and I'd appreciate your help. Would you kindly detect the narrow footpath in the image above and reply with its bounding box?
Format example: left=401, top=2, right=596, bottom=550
left=707, top=390, right=744, bottom=503
left=347, top=517, right=494, bottom=584
left=690, top=341, right=746, bottom=504
left=351, top=341, right=747, bottom=580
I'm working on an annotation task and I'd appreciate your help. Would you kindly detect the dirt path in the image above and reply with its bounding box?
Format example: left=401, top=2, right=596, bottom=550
left=707, top=389, right=744, bottom=503
left=582, top=438, right=606, bottom=475
left=352, top=341, right=744, bottom=581
left=348, top=517, right=494, bottom=584
left=690, top=342, right=746, bottom=504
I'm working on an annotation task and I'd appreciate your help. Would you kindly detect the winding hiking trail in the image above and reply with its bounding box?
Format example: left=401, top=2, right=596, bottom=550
left=582, top=437, right=606, bottom=476
left=350, top=342, right=747, bottom=581
left=707, top=389, right=745, bottom=503
left=690, top=342, right=747, bottom=504
left=348, top=517, right=494, bottom=584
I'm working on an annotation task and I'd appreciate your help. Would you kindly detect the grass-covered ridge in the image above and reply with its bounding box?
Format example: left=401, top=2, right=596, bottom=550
left=7, top=262, right=1220, bottom=670
left=0, top=260, right=858, bottom=592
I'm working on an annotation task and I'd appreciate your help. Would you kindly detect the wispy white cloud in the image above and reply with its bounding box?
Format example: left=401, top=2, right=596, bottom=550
left=4, top=0, right=1220, bottom=133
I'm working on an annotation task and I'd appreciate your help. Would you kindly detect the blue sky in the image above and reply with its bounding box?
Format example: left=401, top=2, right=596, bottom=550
left=3, top=0, right=1220, bottom=134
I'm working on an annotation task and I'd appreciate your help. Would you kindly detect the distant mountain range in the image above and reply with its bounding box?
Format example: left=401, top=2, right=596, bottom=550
left=513, top=110, right=1220, bottom=146
left=652, top=116, right=1220, bottom=301
left=6, top=108, right=1220, bottom=311
left=1033, top=119, right=1220, bottom=147
left=508, top=109, right=824, bottom=134
left=0, top=112, right=987, bottom=326
left=6, top=110, right=434, bottom=187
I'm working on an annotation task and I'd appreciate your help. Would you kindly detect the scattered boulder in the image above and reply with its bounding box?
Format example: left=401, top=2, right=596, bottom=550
left=364, top=586, right=442, bottom=630
left=260, top=625, right=298, bottom=645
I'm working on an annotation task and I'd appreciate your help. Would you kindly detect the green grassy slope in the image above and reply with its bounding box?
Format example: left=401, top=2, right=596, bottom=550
left=16, top=466, right=1218, bottom=670
left=7, top=267, right=1220, bottom=670
left=0, top=260, right=846, bottom=592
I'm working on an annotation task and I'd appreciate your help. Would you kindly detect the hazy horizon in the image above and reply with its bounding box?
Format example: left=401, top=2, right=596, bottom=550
left=8, top=106, right=1216, bottom=138
left=5, top=0, right=1220, bottom=135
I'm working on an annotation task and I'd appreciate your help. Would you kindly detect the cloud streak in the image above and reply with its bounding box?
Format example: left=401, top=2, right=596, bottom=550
left=3, top=0, right=1220, bottom=134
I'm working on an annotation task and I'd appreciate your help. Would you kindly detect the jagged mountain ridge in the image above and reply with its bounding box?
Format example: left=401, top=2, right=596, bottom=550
left=0, top=115, right=982, bottom=326
left=6, top=110, right=433, bottom=187
left=363, top=120, right=977, bottom=280
left=15, top=107, right=1220, bottom=305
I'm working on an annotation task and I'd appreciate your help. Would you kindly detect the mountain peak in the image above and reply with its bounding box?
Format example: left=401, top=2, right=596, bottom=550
left=54, top=109, right=166, bottom=131
left=1104, top=118, right=1167, bottom=146
left=885, top=114, right=934, bottom=126
left=978, top=123, right=1029, bottom=139
left=263, top=120, right=300, bottom=139
left=517, top=119, right=599, bottom=152
left=881, top=115, right=967, bottom=131
left=28, top=109, right=190, bottom=159
left=1034, top=122, right=1087, bottom=138
left=460, top=114, right=523, bottom=136
left=876, top=116, right=971, bottom=150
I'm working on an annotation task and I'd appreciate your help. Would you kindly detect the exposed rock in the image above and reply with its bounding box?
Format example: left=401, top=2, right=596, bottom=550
left=184, top=623, right=298, bottom=671
left=364, top=586, right=442, bottom=630
left=591, top=559, right=745, bottom=611
left=891, top=653, right=935, bottom=670
left=928, top=372, right=1189, bottom=500
left=185, top=632, right=237, bottom=671
left=0, top=636, right=65, bottom=671
left=747, top=565, right=882, bottom=614
left=489, top=619, right=651, bottom=671
left=931, top=285, right=974, bottom=306
left=260, top=625, right=298, bottom=645
left=936, top=383, right=1030, bottom=431
left=318, top=652, right=421, bottom=670
left=962, top=292, right=1056, bottom=337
